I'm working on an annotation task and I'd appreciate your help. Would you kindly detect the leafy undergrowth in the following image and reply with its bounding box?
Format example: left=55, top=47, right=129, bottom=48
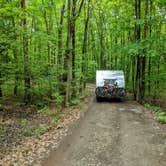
left=0, top=90, right=93, bottom=161
left=144, top=103, right=166, bottom=123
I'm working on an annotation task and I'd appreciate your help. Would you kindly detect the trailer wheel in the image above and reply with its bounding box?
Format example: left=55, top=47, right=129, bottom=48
left=96, top=96, right=102, bottom=102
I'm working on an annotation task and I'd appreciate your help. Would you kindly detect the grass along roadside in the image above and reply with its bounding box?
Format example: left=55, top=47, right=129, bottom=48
left=144, top=103, right=166, bottom=123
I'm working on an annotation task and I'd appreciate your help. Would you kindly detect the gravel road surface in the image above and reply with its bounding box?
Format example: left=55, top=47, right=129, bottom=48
left=42, top=99, right=166, bottom=166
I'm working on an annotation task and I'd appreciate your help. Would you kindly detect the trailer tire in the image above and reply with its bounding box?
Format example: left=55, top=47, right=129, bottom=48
left=96, top=96, right=102, bottom=102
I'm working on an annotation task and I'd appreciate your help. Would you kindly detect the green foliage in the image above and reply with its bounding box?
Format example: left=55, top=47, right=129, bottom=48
left=34, top=124, right=49, bottom=135
left=0, top=0, right=165, bottom=106
left=144, top=103, right=161, bottom=112
left=20, top=118, right=28, bottom=125
left=37, top=106, right=48, bottom=114
left=158, top=112, right=165, bottom=116
left=0, top=130, right=5, bottom=136
left=24, top=123, right=49, bottom=137
left=79, top=104, right=84, bottom=110
left=144, top=103, right=166, bottom=123
left=156, top=114, right=166, bottom=123
left=71, top=98, right=80, bottom=105
left=51, top=119, right=59, bottom=127
left=52, top=92, right=64, bottom=105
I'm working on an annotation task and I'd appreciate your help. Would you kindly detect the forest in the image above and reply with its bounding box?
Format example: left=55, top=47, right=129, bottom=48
left=0, top=0, right=165, bottom=107
left=0, top=0, right=166, bottom=164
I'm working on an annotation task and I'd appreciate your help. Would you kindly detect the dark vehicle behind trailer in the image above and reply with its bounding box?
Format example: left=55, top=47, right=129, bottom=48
left=95, top=70, right=125, bottom=102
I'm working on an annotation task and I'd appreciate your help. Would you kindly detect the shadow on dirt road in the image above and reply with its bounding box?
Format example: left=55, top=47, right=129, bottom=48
left=42, top=98, right=166, bottom=166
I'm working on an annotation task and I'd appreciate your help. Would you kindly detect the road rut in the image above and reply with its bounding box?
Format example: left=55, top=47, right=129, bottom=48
left=43, top=99, right=166, bottom=166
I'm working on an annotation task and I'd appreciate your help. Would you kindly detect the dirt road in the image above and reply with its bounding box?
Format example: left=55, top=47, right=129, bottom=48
left=43, top=99, right=166, bottom=166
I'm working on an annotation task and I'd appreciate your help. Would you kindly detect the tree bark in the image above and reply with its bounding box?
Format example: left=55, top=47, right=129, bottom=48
left=21, top=0, right=31, bottom=103
left=100, top=32, right=105, bottom=69
left=139, top=0, right=148, bottom=102
left=57, top=0, right=66, bottom=94
left=80, top=0, right=90, bottom=93
left=64, top=0, right=72, bottom=106
left=0, top=71, right=2, bottom=98
left=43, top=9, right=51, bottom=64
left=148, top=0, right=153, bottom=95
left=71, top=0, right=84, bottom=97
left=133, top=0, right=141, bottom=101
left=71, top=0, right=76, bottom=97
left=58, top=1, right=65, bottom=66
left=12, top=18, right=19, bottom=96
left=114, top=37, right=118, bottom=69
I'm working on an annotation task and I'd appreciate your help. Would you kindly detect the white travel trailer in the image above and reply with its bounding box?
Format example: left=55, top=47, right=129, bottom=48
left=95, top=70, right=125, bottom=101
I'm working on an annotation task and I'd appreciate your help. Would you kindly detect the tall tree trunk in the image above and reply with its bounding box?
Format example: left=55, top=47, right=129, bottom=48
left=0, top=44, right=3, bottom=98
left=120, top=33, right=124, bottom=70
left=43, top=9, right=51, bottom=64
left=100, top=32, right=105, bottom=69
left=71, top=0, right=76, bottom=97
left=136, top=57, right=141, bottom=100
left=80, top=0, right=90, bottom=93
left=132, top=57, right=137, bottom=100
left=110, top=35, right=113, bottom=69
left=140, top=0, right=148, bottom=103
left=71, top=0, right=84, bottom=97
left=12, top=18, right=19, bottom=96
left=64, top=0, right=72, bottom=106
left=58, top=1, right=65, bottom=66
left=133, top=0, right=141, bottom=101
left=148, top=0, right=152, bottom=95
left=148, top=57, right=151, bottom=95
left=0, top=71, right=2, bottom=98
left=13, top=47, right=19, bottom=96
left=114, top=37, right=118, bottom=69
left=57, top=0, right=65, bottom=93
left=140, top=56, right=146, bottom=102
left=126, top=23, right=132, bottom=85
left=21, top=0, right=31, bottom=103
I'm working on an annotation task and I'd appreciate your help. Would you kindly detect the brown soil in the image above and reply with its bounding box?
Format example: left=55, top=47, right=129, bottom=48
left=0, top=89, right=93, bottom=166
